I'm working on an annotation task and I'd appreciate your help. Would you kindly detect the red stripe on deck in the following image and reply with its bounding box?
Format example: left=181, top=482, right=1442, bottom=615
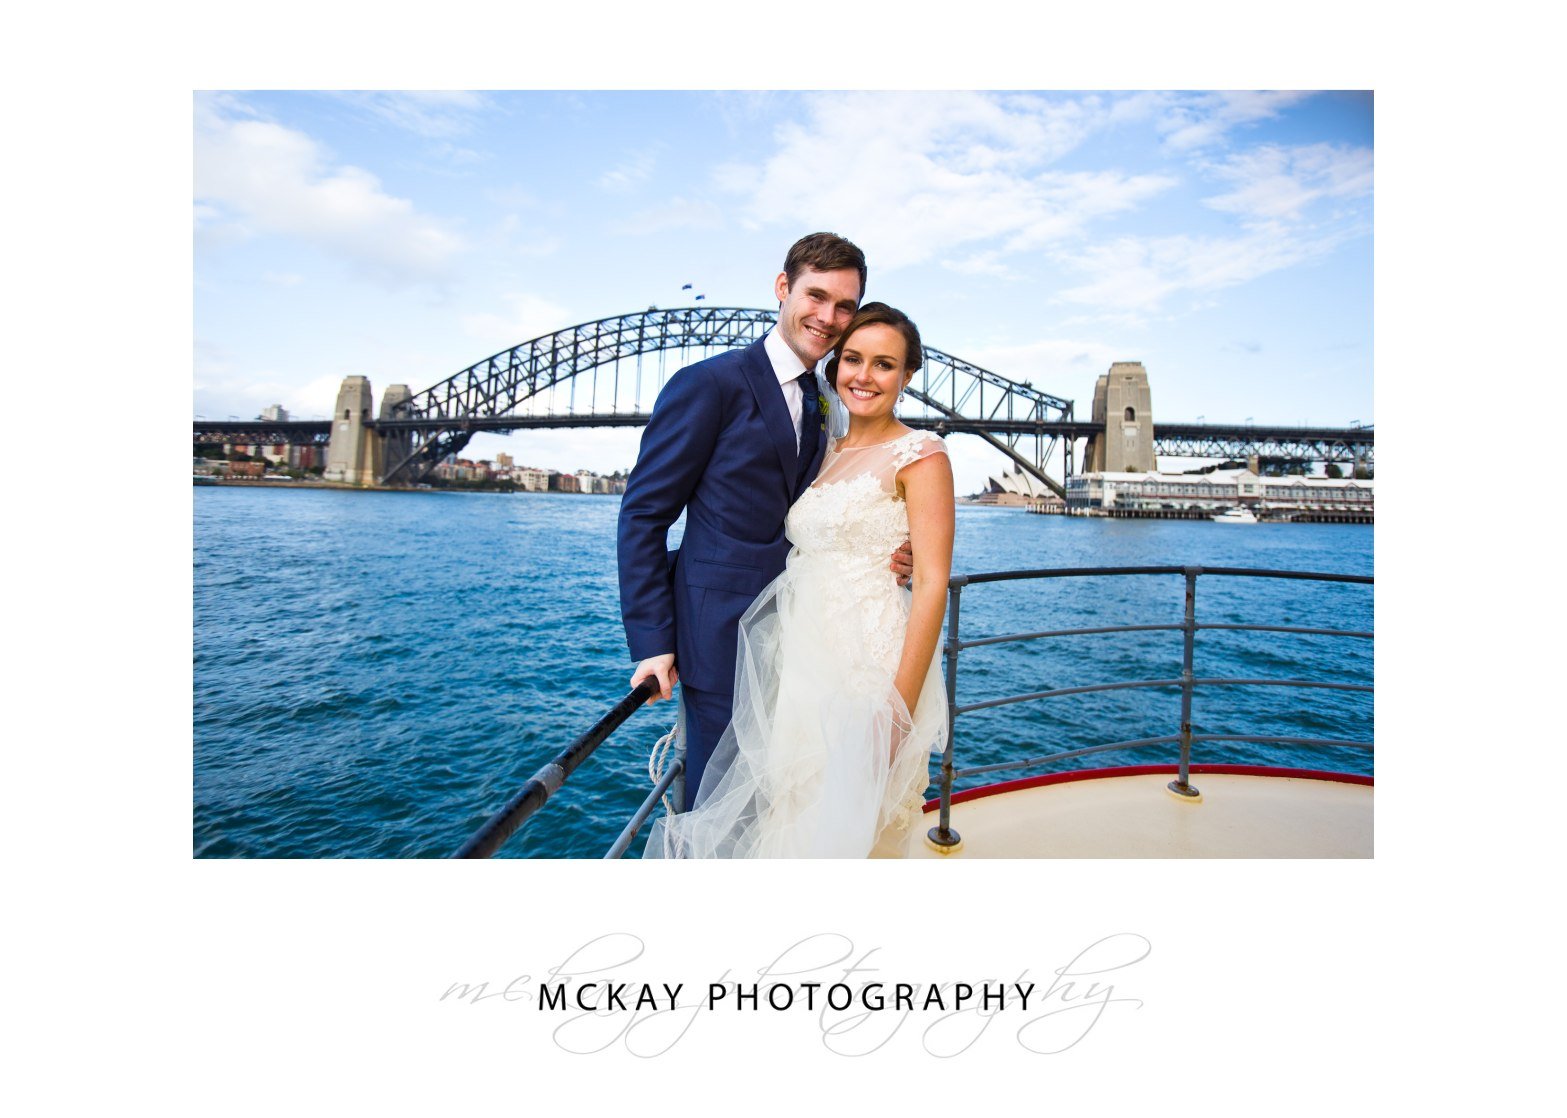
left=923, top=763, right=1374, bottom=812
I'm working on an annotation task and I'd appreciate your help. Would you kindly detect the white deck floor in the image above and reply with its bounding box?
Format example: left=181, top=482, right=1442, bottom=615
left=892, top=771, right=1372, bottom=858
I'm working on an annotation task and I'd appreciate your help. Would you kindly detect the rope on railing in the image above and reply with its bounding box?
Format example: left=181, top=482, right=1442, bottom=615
left=451, top=677, right=659, bottom=858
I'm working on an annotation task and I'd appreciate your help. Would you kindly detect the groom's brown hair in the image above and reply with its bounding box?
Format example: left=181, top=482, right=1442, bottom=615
left=782, top=232, right=867, bottom=299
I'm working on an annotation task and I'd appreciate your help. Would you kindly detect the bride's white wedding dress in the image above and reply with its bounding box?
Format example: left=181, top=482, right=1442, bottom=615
left=646, top=428, right=949, bottom=858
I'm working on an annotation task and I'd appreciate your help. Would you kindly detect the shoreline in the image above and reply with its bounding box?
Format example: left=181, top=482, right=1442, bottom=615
left=193, top=476, right=619, bottom=495
left=196, top=477, right=1020, bottom=504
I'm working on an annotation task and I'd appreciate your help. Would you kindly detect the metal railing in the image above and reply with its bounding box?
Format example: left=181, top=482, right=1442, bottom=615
left=926, top=565, right=1373, bottom=850
left=453, top=564, right=1371, bottom=858
left=451, top=677, right=669, bottom=858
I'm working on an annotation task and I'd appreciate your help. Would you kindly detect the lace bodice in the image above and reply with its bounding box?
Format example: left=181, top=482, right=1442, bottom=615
left=786, top=429, right=948, bottom=562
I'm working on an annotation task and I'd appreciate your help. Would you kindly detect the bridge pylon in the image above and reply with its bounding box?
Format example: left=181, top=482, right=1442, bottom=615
left=324, top=376, right=390, bottom=485
left=323, top=377, right=418, bottom=485
left=1082, top=362, right=1156, bottom=474
left=323, top=376, right=374, bottom=484
left=379, top=383, right=413, bottom=483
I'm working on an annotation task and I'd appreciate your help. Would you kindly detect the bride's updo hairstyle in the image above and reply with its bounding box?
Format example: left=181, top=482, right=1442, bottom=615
left=826, top=302, right=924, bottom=391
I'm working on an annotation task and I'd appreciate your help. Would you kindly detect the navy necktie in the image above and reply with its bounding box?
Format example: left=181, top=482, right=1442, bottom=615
left=795, top=371, right=820, bottom=488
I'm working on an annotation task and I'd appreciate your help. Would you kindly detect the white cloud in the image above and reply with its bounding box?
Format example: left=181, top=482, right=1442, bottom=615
left=1056, top=227, right=1350, bottom=314
left=963, top=336, right=1131, bottom=382
left=721, top=91, right=1175, bottom=271
left=193, top=365, right=348, bottom=422
left=1203, top=143, right=1373, bottom=223
left=462, top=293, right=573, bottom=352
left=1156, top=91, right=1313, bottom=152
left=194, top=94, right=464, bottom=289
left=598, top=148, right=658, bottom=193
left=332, top=91, right=493, bottom=139
left=612, top=197, right=724, bottom=235
left=1046, top=135, right=1371, bottom=315
left=941, top=251, right=1018, bottom=278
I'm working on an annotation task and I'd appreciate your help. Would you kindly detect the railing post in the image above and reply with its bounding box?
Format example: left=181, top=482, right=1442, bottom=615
left=928, top=579, right=965, bottom=852
left=669, top=701, right=687, bottom=815
left=1169, top=567, right=1202, bottom=799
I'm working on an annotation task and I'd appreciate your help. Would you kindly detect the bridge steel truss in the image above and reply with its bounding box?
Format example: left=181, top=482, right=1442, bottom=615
left=192, top=309, right=1374, bottom=486
left=379, top=307, right=1077, bottom=490
left=193, top=419, right=332, bottom=446
left=1151, top=423, right=1374, bottom=467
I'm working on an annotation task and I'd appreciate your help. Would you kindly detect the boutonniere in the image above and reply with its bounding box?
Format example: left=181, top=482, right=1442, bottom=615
left=818, top=392, right=830, bottom=419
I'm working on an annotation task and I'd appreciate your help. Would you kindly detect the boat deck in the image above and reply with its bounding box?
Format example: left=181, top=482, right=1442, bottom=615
left=893, top=765, right=1373, bottom=858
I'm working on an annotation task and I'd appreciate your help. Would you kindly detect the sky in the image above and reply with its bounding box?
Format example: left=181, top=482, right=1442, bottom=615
left=194, top=90, right=1373, bottom=493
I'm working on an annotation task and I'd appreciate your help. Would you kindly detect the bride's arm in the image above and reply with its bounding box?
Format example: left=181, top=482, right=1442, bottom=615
left=893, top=450, right=955, bottom=721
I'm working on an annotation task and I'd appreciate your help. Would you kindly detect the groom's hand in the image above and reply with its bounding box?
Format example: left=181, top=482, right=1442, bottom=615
left=889, top=539, right=914, bottom=587
left=631, top=653, right=679, bottom=703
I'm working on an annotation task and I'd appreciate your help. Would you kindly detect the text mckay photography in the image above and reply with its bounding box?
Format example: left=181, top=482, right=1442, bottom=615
left=439, top=931, right=1150, bottom=1057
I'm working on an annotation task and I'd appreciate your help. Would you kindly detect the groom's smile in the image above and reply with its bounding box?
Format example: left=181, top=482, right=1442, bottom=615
left=774, top=265, right=861, bottom=369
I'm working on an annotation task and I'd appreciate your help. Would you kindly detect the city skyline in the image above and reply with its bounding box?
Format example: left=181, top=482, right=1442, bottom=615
left=194, top=90, right=1373, bottom=493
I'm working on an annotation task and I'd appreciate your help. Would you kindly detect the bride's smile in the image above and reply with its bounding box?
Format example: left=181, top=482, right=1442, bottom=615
left=836, top=323, right=914, bottom=426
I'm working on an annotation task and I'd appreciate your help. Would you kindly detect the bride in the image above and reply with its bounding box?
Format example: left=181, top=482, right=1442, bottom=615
left=646, top=303, right=955, bottom=858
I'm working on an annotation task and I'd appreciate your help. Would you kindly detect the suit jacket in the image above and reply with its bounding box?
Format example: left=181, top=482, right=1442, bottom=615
left=618, top=335, right=828, bottom=694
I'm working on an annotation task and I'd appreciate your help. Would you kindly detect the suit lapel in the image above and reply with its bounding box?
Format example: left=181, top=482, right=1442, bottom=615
left=741, top=338, right=799, bottom=492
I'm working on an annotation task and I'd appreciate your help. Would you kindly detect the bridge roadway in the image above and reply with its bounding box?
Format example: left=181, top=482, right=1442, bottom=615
left=193, top=417, right=1374, bottom=462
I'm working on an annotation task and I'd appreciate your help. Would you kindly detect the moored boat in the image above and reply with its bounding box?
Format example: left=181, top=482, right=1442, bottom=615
left=1211, top=506, right=1259, bottom=523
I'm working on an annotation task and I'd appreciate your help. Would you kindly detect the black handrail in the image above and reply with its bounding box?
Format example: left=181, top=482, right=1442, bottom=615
left=451, top=678, right=659, bottom=858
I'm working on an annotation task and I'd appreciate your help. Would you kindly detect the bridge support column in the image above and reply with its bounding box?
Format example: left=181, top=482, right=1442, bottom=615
left=323, top=376, right=380, bottom=485
left=1084, top=362, right=1156, bottom=473
left=377, top=384, right=413, bottom=485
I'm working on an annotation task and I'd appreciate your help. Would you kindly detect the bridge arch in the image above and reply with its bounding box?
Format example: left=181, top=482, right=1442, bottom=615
left=381, top=306, right=1076, bottom=492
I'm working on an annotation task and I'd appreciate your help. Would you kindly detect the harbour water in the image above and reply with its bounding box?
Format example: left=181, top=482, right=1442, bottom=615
left=193, top=487, right=1373, bottom=858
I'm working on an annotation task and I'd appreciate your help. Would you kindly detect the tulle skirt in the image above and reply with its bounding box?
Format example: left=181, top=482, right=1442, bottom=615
left=645, top=549, right=945, bottom=858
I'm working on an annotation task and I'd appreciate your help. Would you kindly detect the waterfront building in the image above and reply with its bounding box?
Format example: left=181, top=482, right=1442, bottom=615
left=1065, top=467, right=1372, bottom=520
left=260, top=404, right=290, bottom=422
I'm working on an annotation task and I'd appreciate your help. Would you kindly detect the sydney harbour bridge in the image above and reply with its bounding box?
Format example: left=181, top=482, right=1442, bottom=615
left=192, top=307, right=1374, bottom=496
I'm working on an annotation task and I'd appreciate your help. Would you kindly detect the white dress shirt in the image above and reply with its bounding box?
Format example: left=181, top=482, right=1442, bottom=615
left=763, top=327, right=817, bottom=452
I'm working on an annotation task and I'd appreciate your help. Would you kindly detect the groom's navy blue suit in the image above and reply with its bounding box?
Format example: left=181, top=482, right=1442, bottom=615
left=618, top=335, right=827, bottom=808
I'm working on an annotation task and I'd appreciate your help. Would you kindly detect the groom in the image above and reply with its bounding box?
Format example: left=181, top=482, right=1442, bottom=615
left=618, top=232, right=894, bottom=809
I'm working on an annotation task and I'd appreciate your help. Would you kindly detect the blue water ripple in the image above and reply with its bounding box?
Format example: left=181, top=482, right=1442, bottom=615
left=194, top=489, right=1373, bottom=857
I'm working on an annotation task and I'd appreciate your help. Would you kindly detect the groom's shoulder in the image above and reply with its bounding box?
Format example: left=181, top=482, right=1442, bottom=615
left=677, top=337, right=764, bottom=385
